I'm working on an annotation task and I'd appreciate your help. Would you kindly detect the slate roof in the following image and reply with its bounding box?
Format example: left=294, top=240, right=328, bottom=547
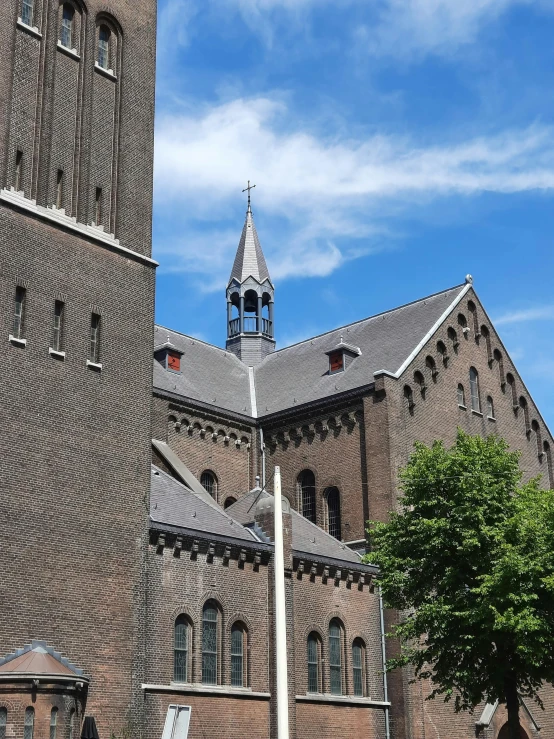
left=227, top=489, right=375, bottom=569
left=228, top=208, right=271, bottom=285
left=150, top=466, right=259, bottom=543
left=153, top=283, right=469, bottom=417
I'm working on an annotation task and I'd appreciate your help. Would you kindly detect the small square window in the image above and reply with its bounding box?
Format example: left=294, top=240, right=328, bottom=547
left=329, top=350, right=344, bottom=374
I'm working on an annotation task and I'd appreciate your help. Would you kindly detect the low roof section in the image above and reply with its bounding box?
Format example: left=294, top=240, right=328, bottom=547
left=0, top=641, right=87, bottom=683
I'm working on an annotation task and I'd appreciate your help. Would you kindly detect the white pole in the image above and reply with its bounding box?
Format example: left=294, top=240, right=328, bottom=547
left=274, top=466, right=290, bottom=739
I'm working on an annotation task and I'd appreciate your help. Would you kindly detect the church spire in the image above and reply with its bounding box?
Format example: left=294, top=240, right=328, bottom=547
left=225, top=186, right=275, bottom=366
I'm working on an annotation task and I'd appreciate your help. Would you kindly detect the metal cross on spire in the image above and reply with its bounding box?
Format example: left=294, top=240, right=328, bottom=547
left=242, top=180, right=256, bottom=211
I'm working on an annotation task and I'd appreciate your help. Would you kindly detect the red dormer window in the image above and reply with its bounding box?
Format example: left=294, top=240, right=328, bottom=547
left=329, top=350, right=344, bottom=374
left=167, top=351, right=181, bottom=372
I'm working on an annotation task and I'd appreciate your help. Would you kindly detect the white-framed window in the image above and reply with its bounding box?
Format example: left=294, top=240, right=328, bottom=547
left=89, top=313, right=101, bottom=363
left=457, top=384, right=466, bottom=407
left=60, top=3, right=74, bottom=48
left=469, top=367, right=480, bottom=412
left=21, top=0, right=34, bottom=26
left=98, top=25, right=111, bottom=69
left=49, top=708, right=58, bottom=739
left=161, top=705, right=191, bottom=739
left=52, top=300, right=64, bottom=352
left=487, top=396, right=495, bottom=419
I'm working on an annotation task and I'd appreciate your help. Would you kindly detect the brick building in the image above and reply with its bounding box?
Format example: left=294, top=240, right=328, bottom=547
left=1, top=1, right=553, bottom=739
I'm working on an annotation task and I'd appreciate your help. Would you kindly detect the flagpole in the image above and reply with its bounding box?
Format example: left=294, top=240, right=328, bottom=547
left=273, top=466, right=290, bottom=739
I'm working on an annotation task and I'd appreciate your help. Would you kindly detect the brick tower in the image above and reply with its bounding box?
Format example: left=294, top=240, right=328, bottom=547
left=0, top=1, right=157, bottom=737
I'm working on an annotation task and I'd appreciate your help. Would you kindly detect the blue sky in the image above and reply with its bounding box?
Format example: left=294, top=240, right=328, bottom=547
left=152, top=0, right=554, bottom=430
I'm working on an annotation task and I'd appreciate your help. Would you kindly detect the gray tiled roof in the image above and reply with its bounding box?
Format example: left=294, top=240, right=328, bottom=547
left=254, top=284, right=467, bottom=415
left=153, top=283, right=467, bottom=417
left=150, top=466, right=259, bottom=543
left=153, top=326, right=252, bottom=416
left=226, top=489, right=365, bottom=566
left=228, top=208, right=271, bottom=285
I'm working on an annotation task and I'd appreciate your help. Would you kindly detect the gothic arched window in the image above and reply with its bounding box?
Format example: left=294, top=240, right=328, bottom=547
left=202, top=601, right=220, bottom=685
left=520, top=397, right=531, bottom=436
left=60, top=4, right=74, bottom=48
left=0, top=708, right=7, bottom=739
left=329, top=619, right=344, bottom=695
left=457, top=384, right=466, bottom=408
left=307, top=632, right=322, bottom=693
left=469, top=367, right=480, bottom=412
left=24, top=707, right=34, bottom=739
left=201, top=470, right=217, bottom=499
left=494, top=349, right=505, bottom=385
left=49, top=708, right=58, bottom=739
left=298, top=470, right=316, bottom=524
left=487, top=396, right=495, bottom=419
left=97, top=24, right=111, bottom=69
left=174, top=615, right=190, bottom=683
left=224, top=496, right=236, bottom=509
left=326, top=487, right=341, bottom=540
left=231, top=622, right=248, bottom=687
left=68, top=710, right=75, bottom=739
left=21, top=0, right=34, bottom=26
left=352, top=639, right=366, bottom=697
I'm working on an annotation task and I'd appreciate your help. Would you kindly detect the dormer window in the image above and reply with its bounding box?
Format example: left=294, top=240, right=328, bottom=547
left=329, top=350, right=344, bottom=374
left=167, top=351, right=181, bottom=372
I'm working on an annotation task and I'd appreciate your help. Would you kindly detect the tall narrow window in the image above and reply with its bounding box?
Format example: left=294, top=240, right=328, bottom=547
left=0, top=708, right=7, bottom=739
left=307, top=633, right=321, bottom=693
left=532, top=421, right=542, bottom=457
left=95, top=187, right=103, bottom=226
left=200, top=471, right=217, bottom=499
left=507, top=373, right=517, bottom=408
left=56, top=170, right=64, bottom=209
left=494, top=349, right=505, bottom=386
left=457, top=384, right=466, bottom=407
left=60, top=4, right=74, bottom=48
left=487, top=396, right=495, bottom=419
left=15, top=150, right=23, bottom=192
left=174, top=615, right=189, bottom=683
left=352, top=639, right=365, bottom=697
left=49, top=708, right=58, bottom=739
left=326, top=487, right=341, bottom=540
left=24, top=707, right=34, bottom=739
left=469, top=367, right=480, bottom=412
left=519, top=397, right=531, bottom=435
left=202, top=602, right=218, bottom=685
left=298, top=470, right=316, bottom=524
left=329, top=620, right=343, bottom=695
left=231, top=623, right=246, bottom=687
left=98, top=25, right=111, bottom=69
left=21, top=0, right=34, bottom=26
left=13, top=286, right=26, bottom=339
left=68, top=710, right=75, bottom=739
left=51, top=300, right=64, bottom=352
left=89, top=313, right=101, bottom=363
left=544, top=442, right=554, bottom=489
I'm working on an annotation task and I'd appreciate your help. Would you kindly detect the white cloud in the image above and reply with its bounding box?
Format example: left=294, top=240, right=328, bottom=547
left=494, top=306, right=554, bottom=325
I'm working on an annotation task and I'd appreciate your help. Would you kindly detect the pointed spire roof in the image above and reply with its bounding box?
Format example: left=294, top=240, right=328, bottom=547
left=228, top=206, right=271, bottom=286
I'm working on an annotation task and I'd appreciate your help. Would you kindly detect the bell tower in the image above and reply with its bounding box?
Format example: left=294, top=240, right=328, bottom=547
left=226, top=188, right=275, bottom=365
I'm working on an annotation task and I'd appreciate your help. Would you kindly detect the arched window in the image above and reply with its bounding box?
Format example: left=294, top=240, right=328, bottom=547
left=60, top=4, right=74, bottom=48
left=519, top=397, right=530, bottom=435
left=97, top=24, right=111, bottom=69
left=224, top=496, right=236, bottom=509
left=326, top=487, right=341, bottom=540
left=404, top=385, right=415, bottom=412
left=507, top=373, right=517, bottom=408
left=68, top=710, right=75, bottom=739
left=481, top=326, right=492, bottom=363
left=49, top=708, right=58, bottom=739
left=457, top=313, right=467, bottom=332
left=532, top=421, right=542, bottom=457
left=544, top=442, right=554, bottom=489
left=414, top=370, right=426, bottom=394
left=202, top=601, right=219, bottom=685
left=493, top=349, right=505, bottom=386
left=469, top=367, right=480, bottom=412
left=24, top=707, right=34, bottom=739
left=437, top=340, right=448, bottom=365
left=447, top=327, right=459, bottom=352
left=0, top=708, right=7, bottom=739
left=329, top=620, right=344, bottom=695
left=201, top=470, right=217, bottom=500
left=457, top=384, right=466, bottom=408
left=425, top=355, right=438, bottom=380
left=352, top=639, right=366, bottom=697
left=231, top=622, right=248, bottom=687
left=21, top=0, right=34, bottom=26
left=307, top=632, right=322, bottom=693
left=174, top=615, right=190, bottom=683
left=298, top=470, right=316, bottom=524
left=486, top=396, right=495, bottom=419
left=468, top=301, right=480, bottom=336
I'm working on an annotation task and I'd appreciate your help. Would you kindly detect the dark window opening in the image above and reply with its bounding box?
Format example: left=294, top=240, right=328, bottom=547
left=167, top=350, right=181, bottom=372
left=174, top=615, right=189, bottom=683
left=329, top=350, right=344, bottom=374
left=60, top=4, right=74, bottom=48
left=95, top=187, right=103, bottom=226
left=201, top=471, right=217, bottom=499
left=89, top=313, right=101, bottom=363
left=56, top=170, right=64, bottom=209
left=98, top=25, right=111, bottom=69
left=15, top=150, right=23, bottom=192
left=298, top=470, right=316, bottom=524
left=52, top=300, right=65, bottom=352
left=13, top=286, right=26, bottom=339
left=224, top=497, right=236, bottom=509
left=326, top=487, right=341, bottom=540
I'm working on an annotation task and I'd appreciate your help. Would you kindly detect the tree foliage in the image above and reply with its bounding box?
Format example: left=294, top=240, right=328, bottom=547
left=366, top=430, right=554, bottom=737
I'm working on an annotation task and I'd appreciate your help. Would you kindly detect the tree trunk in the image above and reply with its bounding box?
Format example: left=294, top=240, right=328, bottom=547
left=504, top=673, right=521, bottom=739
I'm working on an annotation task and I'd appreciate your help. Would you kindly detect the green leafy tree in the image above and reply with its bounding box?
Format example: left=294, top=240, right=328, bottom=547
left=367, top=430, right=554, bottom=739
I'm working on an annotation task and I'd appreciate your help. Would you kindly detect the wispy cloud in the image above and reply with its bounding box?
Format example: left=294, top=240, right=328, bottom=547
left=494, top=305, right=554, bottom=325
left=154, top=95, right=554, bottom=286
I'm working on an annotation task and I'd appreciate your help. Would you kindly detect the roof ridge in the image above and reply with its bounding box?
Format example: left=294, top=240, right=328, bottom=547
left=265, top=283, right=467, bottom=356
